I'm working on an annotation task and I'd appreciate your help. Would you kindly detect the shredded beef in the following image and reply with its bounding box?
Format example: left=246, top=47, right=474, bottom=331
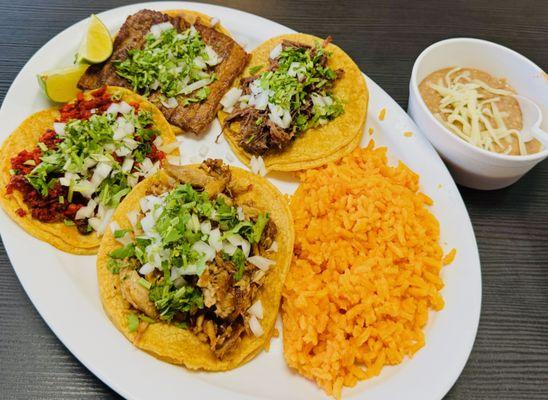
left=224, top=39, right=343, bottom=155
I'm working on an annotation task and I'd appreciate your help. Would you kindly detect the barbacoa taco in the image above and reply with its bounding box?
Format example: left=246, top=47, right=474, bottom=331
left=97, top=160, right=294, bottom=370
left=218, top=33, right=368, bottom=172
left=0, top=86, right=178, bottom=254
left=78, top=9, right=249, bottom=135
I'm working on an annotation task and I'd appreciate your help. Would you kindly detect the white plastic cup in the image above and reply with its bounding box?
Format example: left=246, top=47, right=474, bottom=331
left=408, top=38, right=548, bottom=190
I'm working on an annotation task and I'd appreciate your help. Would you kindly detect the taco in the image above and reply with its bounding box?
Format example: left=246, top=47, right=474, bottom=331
left=78, top=9, right=249, bottom=135
left=0, top=86, right=178, bottom=254
left=218, top=33, right=368, bottom=172
left=96, top=159, right=294, bottom=370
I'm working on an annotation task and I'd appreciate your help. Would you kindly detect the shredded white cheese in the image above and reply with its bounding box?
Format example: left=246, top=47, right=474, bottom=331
left=429, top=67, right=529, bottom=155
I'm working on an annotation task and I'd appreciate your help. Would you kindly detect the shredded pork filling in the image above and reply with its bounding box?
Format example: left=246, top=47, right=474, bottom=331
left=110, top=160, right=277, bottom=358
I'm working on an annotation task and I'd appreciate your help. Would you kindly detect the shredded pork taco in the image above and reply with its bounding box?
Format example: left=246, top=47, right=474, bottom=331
left=97, top=160, right=294, bottom=370
left=219, top=33, right=368, bottom=171
left=0, top=86, right=178, bottom=254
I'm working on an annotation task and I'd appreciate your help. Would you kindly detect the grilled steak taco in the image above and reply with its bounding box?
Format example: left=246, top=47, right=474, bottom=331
left=97, top=160, right=293, bottom=370
left=78, top=9, right=249, bottom=135
left=219, top=33, right=368, bottom=172
left=0, top=86, right=178, bottom=254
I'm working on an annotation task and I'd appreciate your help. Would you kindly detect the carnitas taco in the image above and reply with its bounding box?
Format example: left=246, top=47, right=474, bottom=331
left=78, top=9, right=249, bottom=135
left=219, top=33, right=368, bottom=172
left=0, top=86, right=178, bottom=254
left=97, top=160, right=293, bottom=370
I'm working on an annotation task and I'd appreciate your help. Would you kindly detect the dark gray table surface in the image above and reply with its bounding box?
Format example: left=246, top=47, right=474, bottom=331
left=0, top=0, right=546, bottom=399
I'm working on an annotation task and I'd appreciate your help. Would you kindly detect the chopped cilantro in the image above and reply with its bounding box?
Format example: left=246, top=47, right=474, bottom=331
left=138, top=278, right=151, bottom=290
left=127, top=312, right=139, bottom=333
left=249, top=43, right=344, bottom=134
left=108, top=183, right=272, bottom=322
left=232, top=248, right=246, bottom=281
left=248, top=65, right=263, bottom=75
left=114, top=25, right=217, bottom=102
left=114, top=229, right=131, bottom=239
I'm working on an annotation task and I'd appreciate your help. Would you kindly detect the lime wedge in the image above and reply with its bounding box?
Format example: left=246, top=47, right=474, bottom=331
left=76, top=14, right=113, bottom=64
left=38, top=64, right=89, bottom=103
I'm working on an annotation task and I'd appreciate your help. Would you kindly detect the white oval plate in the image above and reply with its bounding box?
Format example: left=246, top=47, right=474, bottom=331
left=0, top=2, right=481, bottom=399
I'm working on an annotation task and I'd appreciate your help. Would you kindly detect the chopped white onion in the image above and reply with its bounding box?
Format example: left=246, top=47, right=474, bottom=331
left=97, top=208, right=115, bottom=234
left=106, top=103, right=120, bottom=116
left=180, top=78, right=211, bottom=95
left=74, top=179, right=96, bottom=199
left=149, top=22, right=174, bottom=38
left=115, top=146, right=131, bottom=158
left=192, top=241, right=216, bottom=262
left=253, top=90, right=269, bottom=111
left=59, top=172, right=76, bottom=187
left=237, top=207, right=245, bottom=221
left=153, top=136, right=163, bottom=147
left=75, top=198, right=97, bottom=220
left=170, top=267, right=181, bottom=282
left=179, top=264, right=199, bottom=275
left=140, top=213, right=156, bottom=233
left=247, top=255, right=275, bottom=271
left=200, top=220, right=212, bottom=235
left=222, top=241, right=237, bottom=256
left=118, top=101, right=133, bottom=115
left=248, top=299, right=264, bottom=319
left=91, top=162, right=113, bottom=186
left=109, top=221, right=120, bottom=233
left=193, top=57, right=207, bottom=69
left=249, top=315, right=264, bottom=337
left=53, top=122, right=66, bottom=136
left=161, top=97, right=179, bottom=109
left=220, top=87, right=242, bottom=112
left=121, top=157, right=134, bottom=173
left=208, top=228, right=222, bottom=251
left=139, top=263, right=155, bottom=275
left=126, top=210, right=139, bottom=231
left=110, top=221, right=131, bottom=245
left=268, top=240, right=278, bottom=253
left=269, top=43, right=283, bottom=60
left=268, top=103, right=291, bottom=129
left=250, top=156, right=267, bottom=177
left=204, top=45, right=221, bottom=66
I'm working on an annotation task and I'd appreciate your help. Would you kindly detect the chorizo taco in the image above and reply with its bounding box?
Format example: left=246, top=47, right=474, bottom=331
left=0, top=86, right=178, bottom=254
left=78, top=9, right=249, bottom=135
left=96, top=160, right=294, bottom=370
left=218, top=33, right=368, bottom=172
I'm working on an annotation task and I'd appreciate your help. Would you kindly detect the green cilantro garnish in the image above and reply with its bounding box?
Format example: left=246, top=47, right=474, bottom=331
left=248, top=65, right=263, bottom=75
left=252, top=43, right=344, bottom=133
left=108, top=183, right=271, bottom=321
left=114, top=229, right=131, bottom=239
left=114, top=25, right=218, bottom=101
left=127, top=312, right=139, bottom=332
left=25, top=109, right=157, bottom=209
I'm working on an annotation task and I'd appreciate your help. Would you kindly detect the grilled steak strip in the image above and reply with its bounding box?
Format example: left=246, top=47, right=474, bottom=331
left=78, top=9, right=249, bottom=135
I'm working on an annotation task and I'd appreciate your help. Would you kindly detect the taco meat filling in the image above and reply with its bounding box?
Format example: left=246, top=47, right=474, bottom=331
left=6, top=87, right=166, bottom=234
left=78, top=9, right=249, bottom=135
left=221, top=38, right=344, bottom=155
left=108, top=160, right=278, bottom=359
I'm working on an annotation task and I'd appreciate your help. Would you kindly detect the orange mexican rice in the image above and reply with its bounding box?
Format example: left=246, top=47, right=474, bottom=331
left=282, top=142, right=454, bottom=398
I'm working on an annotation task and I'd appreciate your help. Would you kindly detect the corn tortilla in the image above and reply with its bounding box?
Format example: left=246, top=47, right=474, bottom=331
left=0, top=86, right=177, bottom=255
left=219, top=33, right=368, bottom=171
left=96, top=165, right=294, bottom=370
